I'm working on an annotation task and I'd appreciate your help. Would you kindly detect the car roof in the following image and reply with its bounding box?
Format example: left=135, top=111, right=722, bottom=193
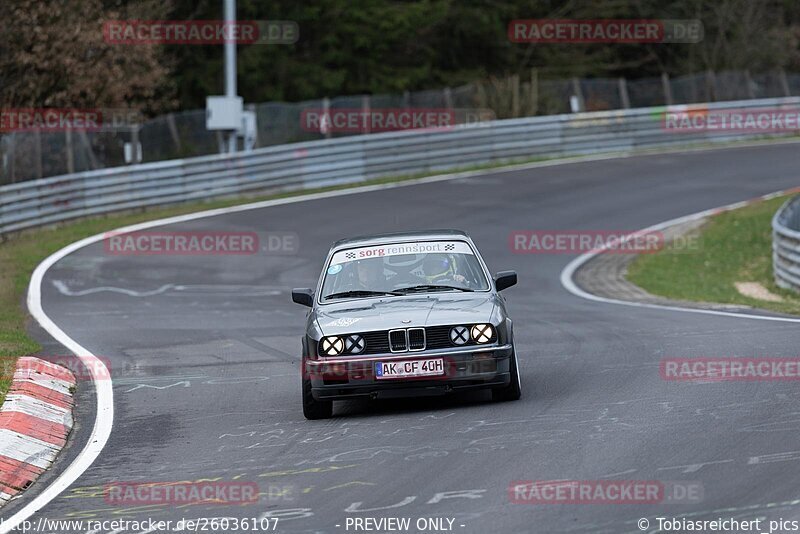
left=330, top=229, right=471, bottom=251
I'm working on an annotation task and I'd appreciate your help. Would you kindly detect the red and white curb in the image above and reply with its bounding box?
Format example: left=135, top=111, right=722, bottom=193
left=0, top=357, right=75, bottom=506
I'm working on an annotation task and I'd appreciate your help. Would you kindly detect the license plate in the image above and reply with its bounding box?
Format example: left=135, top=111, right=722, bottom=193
left=375, top=358, right=445, bottom=380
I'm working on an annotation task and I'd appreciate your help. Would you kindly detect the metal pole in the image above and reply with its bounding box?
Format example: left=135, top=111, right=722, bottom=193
left=706, top=70, right=716, bottom=102
left=661, top=72, right=673, bottom=106
left=744, top=70, right=755, bottom=99
left=131, top=126, right=140, bottom=163
left=511, top=74, right=520, bottom=118
left=9, top=134, right=16, bottom=183
left=618, top=77, right=630, bottom=109
left=65, top=130, right=75, bottom=173
left=322, top=97, right=331, bottom=139
left=34, top=130, right=42, bottom=179
left=224, top=0, right=237, bottom=153
left=571, top=77, right=584, bottom=112
left=530, top=68, right=538, bottom=116
left=779, top=69, right=791, bottom=97
left=361, top=95, right=370, bottom=135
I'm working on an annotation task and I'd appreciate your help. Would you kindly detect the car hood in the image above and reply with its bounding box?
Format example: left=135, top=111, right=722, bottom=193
left=314, top=293, right=498, bottom=335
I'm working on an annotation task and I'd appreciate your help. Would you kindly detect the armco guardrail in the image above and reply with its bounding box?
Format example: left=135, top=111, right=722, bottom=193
left=2, top=97, right=799, bottom=236
left=773, top=195, right=800, bottom=292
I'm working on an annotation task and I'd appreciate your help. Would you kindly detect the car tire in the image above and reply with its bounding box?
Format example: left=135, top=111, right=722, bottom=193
left=303, top=377, right=333, bottom=419
left=492, top=348, right=522, bottom=402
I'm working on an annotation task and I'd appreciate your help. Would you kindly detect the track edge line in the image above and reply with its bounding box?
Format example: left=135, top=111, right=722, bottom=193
left=4, top=137, right=800, bottom=529
left=559, top=187, right=800, bottom=323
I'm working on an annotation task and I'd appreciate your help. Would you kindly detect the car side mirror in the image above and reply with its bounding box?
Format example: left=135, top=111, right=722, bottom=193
left=292, top=288, right=314, bottom=307
left=494, top=271, right=517, bottom=292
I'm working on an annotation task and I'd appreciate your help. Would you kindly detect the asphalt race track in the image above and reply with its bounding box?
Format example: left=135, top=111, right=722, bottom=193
left=5, top=142, right=800, bottom=534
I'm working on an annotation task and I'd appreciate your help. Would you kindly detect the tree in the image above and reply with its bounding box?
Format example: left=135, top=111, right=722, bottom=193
left=0, top=0, right=175, bottom=113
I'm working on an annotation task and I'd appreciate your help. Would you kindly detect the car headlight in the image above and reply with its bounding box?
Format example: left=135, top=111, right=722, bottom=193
left=345, top=334, right=365, bottom=354
left=471, top=324, right=494, bottom=344
left=320, top=336, right=344, bottom=356
left=450, top=325, right=469, bottom=346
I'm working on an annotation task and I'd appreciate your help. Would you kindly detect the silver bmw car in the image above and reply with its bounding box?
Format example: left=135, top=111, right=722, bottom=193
left=292, top=230, right=520, bottom=419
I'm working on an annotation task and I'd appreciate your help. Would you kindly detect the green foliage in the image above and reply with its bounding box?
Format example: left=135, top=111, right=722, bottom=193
left=4, top=1, right=796, bottom=110
left=628, top=195, right=800, bottom=315
left=158, top=0, right=800, bottom=108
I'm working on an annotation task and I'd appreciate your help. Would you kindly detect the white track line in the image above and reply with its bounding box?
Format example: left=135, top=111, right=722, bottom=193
left=560, top=188, right=800, bottom=323
left=0, top=234, right=116, bottom=532
left=4, top=139, right=800, bottom=530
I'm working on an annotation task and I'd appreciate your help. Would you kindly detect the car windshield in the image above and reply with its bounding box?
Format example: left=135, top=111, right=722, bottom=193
left=321, top=240, right=490, bottom=300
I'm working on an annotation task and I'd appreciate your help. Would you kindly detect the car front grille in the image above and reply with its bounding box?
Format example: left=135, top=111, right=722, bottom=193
left=318, top=324, right=497, bottom=357
left=425, top=325, right=455, bottom=349
left=361, top=331, right=389, bottom=353
left=389, top=329, right=407, bottom=352
left=407, top=328, right=426, bottom=351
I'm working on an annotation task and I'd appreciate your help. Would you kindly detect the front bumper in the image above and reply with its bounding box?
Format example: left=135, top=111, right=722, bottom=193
left=304, top=343, right=513, bottom=400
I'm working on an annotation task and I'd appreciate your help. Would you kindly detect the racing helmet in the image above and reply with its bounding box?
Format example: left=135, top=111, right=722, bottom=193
left=423, top=254, right=451, bottom=277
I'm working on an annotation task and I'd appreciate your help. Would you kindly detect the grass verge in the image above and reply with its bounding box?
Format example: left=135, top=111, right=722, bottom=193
left=627, top=194, right=800, bottom=315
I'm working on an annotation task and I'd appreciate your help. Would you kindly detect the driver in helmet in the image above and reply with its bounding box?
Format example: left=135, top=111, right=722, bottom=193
left=422, top=254, right=468, bottom=285
left=353, top=259, right=385, bottom=290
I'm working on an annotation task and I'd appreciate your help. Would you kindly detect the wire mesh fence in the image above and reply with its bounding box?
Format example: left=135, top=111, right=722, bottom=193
left=2, top=69, right=799, bottom=185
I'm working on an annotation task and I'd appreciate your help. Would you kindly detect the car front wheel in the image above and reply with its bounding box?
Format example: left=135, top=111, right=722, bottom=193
left=492, top=349, right=521, bottom=402
left=303, top=377, right=333, bottom=419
